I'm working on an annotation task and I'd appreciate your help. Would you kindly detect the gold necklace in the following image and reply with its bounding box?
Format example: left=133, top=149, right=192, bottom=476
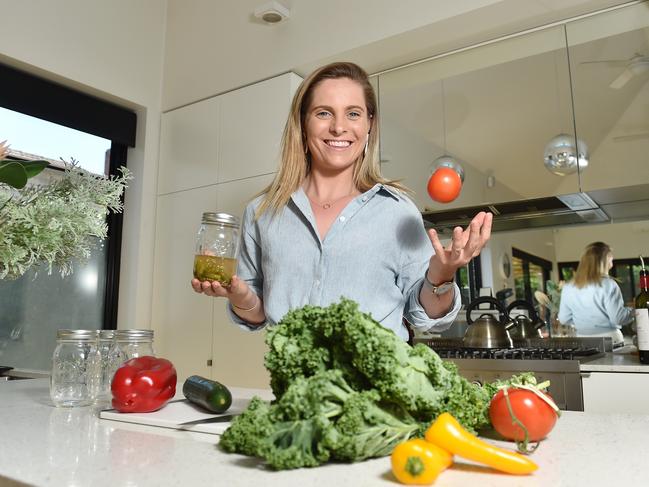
left=307, top=192, right=355, bottom=210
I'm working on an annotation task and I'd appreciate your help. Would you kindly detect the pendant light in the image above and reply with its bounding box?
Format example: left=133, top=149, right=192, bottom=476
left=428, top=79, right=464, bottom=203
left=543, top=50, right=589, bottom=176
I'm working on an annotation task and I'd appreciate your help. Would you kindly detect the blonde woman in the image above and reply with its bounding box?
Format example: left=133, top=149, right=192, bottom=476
left=558, top=241, right=633, bottom=342
left=191, top=62, right=492, bottom=340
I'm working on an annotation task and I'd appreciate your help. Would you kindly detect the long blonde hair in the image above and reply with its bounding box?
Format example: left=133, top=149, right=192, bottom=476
left=255, top=62, right=409, bottom=218
left=573, top=241, right=612, bottom=288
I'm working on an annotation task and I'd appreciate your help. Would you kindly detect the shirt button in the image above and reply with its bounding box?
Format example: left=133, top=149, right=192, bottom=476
left=362, top=196, right=367, bottom=202
left=314, top=280, right=320, bottom=286
left=339, top=216, right=346, bottom=222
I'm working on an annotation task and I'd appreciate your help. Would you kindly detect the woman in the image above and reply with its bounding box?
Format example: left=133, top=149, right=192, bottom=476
left=191, top=62, right=492, bottom=340
left=558, top=241, right=633, bottom=342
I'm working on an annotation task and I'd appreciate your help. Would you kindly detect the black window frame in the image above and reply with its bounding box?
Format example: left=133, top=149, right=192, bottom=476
left=0, top=63, right=136, bottom=330
left=512, top=247, right=552, bottom=303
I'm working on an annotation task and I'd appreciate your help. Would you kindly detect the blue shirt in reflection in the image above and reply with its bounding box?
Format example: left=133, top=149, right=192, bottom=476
left=558, top=276, right=634, bottom=334
left=227, top=183, right=461, bottom=340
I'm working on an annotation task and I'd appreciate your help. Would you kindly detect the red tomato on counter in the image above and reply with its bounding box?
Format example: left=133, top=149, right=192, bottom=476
left=427, top=167, right=462, bottom=203
left=489, top=387, right=558, bottom=443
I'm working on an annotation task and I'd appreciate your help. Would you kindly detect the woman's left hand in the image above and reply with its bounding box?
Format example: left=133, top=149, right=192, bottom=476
left=426, top=211, right=493, bottom=283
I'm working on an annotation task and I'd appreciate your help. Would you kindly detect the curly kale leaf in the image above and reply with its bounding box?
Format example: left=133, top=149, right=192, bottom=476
left=225, top=298, right=521, bottom=469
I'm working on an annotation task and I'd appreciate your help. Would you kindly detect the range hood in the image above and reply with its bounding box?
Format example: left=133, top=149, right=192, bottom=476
left=422, top=184, right=649, bottom=232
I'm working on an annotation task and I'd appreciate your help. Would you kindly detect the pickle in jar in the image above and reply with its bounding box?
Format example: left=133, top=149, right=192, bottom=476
left=193, top=255, right=237, bottom=285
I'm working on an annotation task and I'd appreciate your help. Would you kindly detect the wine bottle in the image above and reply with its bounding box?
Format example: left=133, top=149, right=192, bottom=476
left=635, top=257, right=649, bottom=364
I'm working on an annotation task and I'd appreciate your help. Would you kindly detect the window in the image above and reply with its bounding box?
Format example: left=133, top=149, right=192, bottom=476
left=0, top=63, right=135, bottom=371
left=456, top=256, right=482, bottom=307
left=512, top=248, right=552, bottom=304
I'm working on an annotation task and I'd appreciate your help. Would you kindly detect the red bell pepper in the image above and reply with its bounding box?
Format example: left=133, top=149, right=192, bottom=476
left=111, top=356, right=177, bottom=413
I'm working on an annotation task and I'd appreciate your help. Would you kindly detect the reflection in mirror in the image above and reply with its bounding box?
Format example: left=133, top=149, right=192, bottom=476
left=567, top=2, right=649, bottom=193
left=481, top=219, right=649, bottom=341
left=378, top=24, right=578, bottom=213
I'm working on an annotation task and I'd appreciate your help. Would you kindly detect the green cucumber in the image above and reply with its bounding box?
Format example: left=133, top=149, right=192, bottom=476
left=183, top=375, right=232, bottom=413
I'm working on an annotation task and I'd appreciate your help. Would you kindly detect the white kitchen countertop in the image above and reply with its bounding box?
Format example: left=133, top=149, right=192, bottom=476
left=2, top=378, right=649, bottom=486
left=580, top=345, right=649, bottom=373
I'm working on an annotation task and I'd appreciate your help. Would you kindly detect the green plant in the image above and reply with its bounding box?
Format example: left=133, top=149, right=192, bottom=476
left=0, top=144, right=131, bottom=279
left=0, top=140, right=48, bottom=189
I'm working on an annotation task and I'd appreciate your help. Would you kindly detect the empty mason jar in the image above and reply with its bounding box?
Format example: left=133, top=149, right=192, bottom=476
left=50, top=329, right=100, bottom=407
left=95, top=330, right=115, bottom=406
left=106, top=329, right=156, bottom=390
left=193, top=212, right=240, bottom=286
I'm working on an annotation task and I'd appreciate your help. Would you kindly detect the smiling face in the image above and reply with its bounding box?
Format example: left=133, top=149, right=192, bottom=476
left=304, top=77, right=372, bottom=174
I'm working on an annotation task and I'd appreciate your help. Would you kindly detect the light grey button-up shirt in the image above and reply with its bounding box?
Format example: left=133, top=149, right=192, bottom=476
left=558, top=276, right=634, bottom=334
left=227, top=184, right=461, bottom=340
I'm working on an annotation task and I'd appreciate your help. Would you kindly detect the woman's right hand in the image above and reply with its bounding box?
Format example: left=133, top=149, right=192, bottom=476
left=190, top=275, right=255, bottom=309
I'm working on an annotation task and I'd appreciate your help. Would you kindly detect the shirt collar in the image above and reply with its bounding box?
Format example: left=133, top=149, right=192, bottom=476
left=374, top=183, right=402, bottom=201
left=290, top=182, right=402, bottom=205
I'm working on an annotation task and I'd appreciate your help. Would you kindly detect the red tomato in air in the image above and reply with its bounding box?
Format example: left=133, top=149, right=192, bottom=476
left=427, top=167, right=462, bottom=203
left=489, top=388, right=558, bottom=442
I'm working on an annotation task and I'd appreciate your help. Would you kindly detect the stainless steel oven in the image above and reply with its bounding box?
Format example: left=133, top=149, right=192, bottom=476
left=414, top=337, right=612, bottom=411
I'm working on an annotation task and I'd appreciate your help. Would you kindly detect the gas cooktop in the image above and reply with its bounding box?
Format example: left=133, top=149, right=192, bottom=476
left=415, top=336, right=611, bottom=362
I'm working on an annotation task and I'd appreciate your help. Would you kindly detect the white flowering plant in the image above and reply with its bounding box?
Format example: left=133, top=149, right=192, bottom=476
left=0, top=141, right=131, bottom=279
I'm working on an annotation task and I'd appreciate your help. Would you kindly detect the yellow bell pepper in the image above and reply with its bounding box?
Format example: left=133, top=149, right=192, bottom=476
left=391, top=438, right=453, bottom=485
left=425, top=413, right=538, bottom=475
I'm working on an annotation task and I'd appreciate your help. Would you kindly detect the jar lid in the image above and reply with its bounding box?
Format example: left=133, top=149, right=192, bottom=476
left=99, top=330, right=115, bottom=340
left=56, top=329, right=99, bottom=341
left=202, top=212, right=240, bottom=227
left=115, top=329, right=154, bottom=342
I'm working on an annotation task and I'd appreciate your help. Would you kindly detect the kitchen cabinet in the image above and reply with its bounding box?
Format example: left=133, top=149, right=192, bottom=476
left=157, top=96, right=220, bottom=195
left=218, top=73, right=301, bottom=183
left=152, top=73, right=301, bottom=387
left=151, top=185, right=217, bottom=382
left=581, top=371, right=649, bottom=413
left=378, top=24, right=579, bottom=212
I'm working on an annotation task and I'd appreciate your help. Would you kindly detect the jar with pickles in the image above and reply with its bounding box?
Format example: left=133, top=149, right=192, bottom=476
left=193, top=212, right=240, bottom=285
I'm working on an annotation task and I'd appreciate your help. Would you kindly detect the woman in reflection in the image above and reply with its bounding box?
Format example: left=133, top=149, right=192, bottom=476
left=558, top=241, right=633, bottom=343
left=191, top=62, right=493, bottom=340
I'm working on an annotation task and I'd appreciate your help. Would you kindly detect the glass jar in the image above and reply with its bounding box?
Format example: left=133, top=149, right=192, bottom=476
left=50, top=329, right=100, bottom=407
left=95, top=330, right=115, bottom=405
left=193, top=212, right=240, bottom=285
left=106, top=329, right=156, bottom=387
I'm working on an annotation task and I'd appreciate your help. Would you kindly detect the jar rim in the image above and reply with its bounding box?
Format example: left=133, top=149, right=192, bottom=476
left=201, top=212, right=239, bottom=227
left=56, top=329, right=99, bottom=341
left=115, top=329, right=154, bottom=341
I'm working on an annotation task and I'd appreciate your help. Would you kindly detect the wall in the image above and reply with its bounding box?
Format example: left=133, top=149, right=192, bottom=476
left=161, top=0, right=625, bottom=110
left=554, top=220, right=649, bottom=261
left=0, top=0, right=168, bottom=331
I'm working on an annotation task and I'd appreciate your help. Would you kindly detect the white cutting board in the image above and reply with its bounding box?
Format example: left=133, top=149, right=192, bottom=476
left=99, top=386, right=273, bottom=435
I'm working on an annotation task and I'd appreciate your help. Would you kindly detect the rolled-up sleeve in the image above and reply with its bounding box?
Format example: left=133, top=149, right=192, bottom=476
left=406, top=279, right=462, bottom=332
left=397, top=206, right=461, bottom=332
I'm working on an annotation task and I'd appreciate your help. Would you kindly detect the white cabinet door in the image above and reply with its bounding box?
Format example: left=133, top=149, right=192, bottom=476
left=582, top=372, right=649, bottom=413
left=158, top=96, right=220, bottom=195
left=218, top=73, right=301, bottom=183
left=151, top=186, right=217, bottom=383
left=211, top=173, right=275, bottom=389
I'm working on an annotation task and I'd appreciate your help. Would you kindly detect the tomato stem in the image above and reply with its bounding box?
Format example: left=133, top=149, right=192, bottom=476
left=502, top=386, right=540, bottom=455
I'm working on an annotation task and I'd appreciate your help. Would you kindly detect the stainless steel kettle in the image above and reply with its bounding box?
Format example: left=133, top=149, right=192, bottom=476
left=463, top=297, right=515, bottom=348
left=506, top=299, right=546, bottom=339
